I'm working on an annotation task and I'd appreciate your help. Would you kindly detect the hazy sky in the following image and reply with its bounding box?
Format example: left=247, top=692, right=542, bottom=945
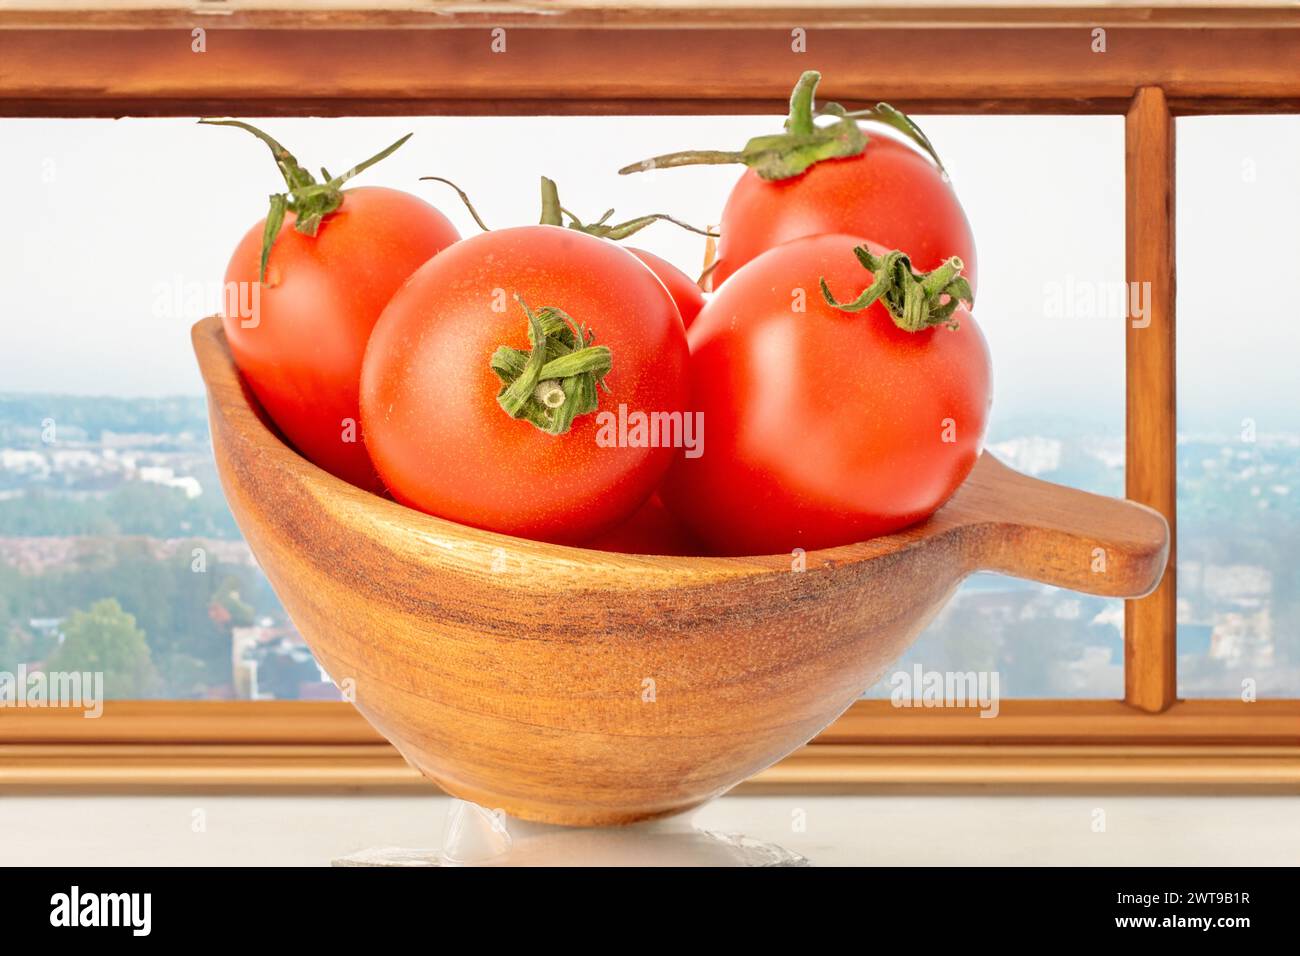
left=0, top=113, right=1296, bottom=432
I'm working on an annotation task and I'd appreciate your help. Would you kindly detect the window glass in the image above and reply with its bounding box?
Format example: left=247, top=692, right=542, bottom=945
left=1175, top=115, right=1300, bottom=698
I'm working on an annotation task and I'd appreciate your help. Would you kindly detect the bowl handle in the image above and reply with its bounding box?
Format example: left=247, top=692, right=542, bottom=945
left=954, top=453, right=1170, bottom=599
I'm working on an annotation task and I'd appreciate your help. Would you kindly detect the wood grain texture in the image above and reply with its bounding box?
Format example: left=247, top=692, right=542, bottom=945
left=752, top=744, right=1300, bottom=791
left=5, top=2, right=1300, bottom=31
left=6, top=742, right=1299, bottom=793
left=5, top=24, right=1300, bottom=118
left=192, top=317, right=1167, bottom=825
left=0, top=744, right=417, bottom=789
left=7, top=698, right=1297, bottom=747
left=1124, top=86, right=1177, bottom=713
left=0, top=701, right=385, bottom=744
left=824, top=699, right=1300, bottom=745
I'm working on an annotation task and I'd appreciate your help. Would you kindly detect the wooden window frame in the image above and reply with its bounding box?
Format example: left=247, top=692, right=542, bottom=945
left=1, top=2, right=1297, bottom=791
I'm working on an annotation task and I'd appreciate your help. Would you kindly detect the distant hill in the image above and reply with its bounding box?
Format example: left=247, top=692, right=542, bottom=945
left=0, top=393, right=209, bottom=445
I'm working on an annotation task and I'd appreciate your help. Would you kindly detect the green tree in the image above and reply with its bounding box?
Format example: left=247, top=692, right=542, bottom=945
left=46, top=598, right=159, bottom=698
left=0, top=625, right=27, bottom=672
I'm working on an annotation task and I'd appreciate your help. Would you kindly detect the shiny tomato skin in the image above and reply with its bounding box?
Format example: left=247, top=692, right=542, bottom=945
left=661, top=232, right=991, bottom=556
left=711, top=134, right=977, bottom=293
left=628, top=248, right=706, bottom=328
left=222, top=186, right=460, bottom=492
left=360, top=226, right=690, bottom=544
left=584, top=495, right=704, bottom=556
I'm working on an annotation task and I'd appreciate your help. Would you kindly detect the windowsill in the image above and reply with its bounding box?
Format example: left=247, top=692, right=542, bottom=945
left=3, top=794, right=1297, bottom=866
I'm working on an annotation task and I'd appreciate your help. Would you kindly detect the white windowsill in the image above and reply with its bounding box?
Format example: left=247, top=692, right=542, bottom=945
left=2, top=794, right=1297, bottom=866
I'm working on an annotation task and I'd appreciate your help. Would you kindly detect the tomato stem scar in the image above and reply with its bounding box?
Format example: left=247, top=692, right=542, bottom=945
left=534, top=380, right=567, bottom=409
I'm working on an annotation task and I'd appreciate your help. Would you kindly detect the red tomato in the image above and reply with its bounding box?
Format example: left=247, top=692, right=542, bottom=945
left=711, top=135, right=976, bottom=289
left=627, top=248, right=706, bottom=328
left=661, top=233, right=991, bottom=556
left=222, top=185, right=459, bottom=491
left=360, top=226, right=690, bottom=544
left=422, top=175, right=706, bottom=328
left=584, top=495, right=704, bottom=556
left=620, top=73, right=975, bottom=295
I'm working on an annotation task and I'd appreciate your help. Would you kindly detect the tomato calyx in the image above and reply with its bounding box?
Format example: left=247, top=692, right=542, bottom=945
left=199, top=119, right=413, bottom=282
left=820, top=246, right=973, bottom=332
left=421, top=175, right=716, bottom=243
left=490, top=296, right=613, bottom=436
left=618, top=70, right=946, bottom=182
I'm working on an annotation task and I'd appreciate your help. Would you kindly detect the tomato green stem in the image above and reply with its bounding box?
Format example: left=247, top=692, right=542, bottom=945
left=422, top=175, right=716, bottom=240
left=617, top=70, right=946, bottom=181
left=785, top=70, right=820, bottom=137
left=825, top=102, right=945, bottom=173
left=539, top=176, right=564, bottom=226
left=420, top=177, right=493, bottom=231
left=820, top=246, right=973, bottom=332
left=199, top=118, right=413, bottom=282
left=618, top=150, right=747, bottom=174
left=490, top=296, right=612, bottom=435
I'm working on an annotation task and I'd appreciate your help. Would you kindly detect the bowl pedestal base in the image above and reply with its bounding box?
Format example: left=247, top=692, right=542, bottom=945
left=331, top=799, right=810, bottom=867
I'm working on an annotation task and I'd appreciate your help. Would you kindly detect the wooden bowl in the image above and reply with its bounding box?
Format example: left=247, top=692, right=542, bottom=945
left=194, top=317, right=1168, bottom=826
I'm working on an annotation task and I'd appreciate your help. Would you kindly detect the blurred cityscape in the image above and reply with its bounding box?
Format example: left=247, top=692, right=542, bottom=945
left=0, top=394, right=338, bottom=701
left=0, top=393, right=1296, bottom=700
left=868, top=420, right=1300, bottom=699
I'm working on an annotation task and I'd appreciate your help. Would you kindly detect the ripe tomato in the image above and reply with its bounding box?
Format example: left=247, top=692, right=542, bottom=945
left=627, top=248, right=706, bottom=328
left=211, top=122, right=459, bottom=492
left=360, top=226, right=690, bottom=544
left=660, top=233, right=990, bottom=556
left=709, top=136, right=976, bottom=289
left=621, top=71, right=975, bottom=292
left=226, top=184, right=460, bottom=494
left=223, top=187, right=459, bottom=491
